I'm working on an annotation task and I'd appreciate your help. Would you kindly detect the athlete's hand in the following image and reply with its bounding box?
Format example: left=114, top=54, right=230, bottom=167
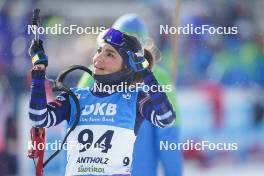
left=29, top=39, right=48, bottom=67
left=127, top=51, right=149, bottom=73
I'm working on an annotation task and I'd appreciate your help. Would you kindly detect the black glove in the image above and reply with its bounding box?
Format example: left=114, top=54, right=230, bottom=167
left=29, top=39, right=48, bottom=67
left=127, top=51, right=149, bottom=72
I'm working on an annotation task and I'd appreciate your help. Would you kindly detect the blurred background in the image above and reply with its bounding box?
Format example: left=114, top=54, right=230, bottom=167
left=0, top=0, right=264, bottom=175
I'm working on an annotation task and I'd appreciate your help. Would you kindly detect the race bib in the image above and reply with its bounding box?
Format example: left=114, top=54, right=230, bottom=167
left=65, top=125, right=136, bottom=176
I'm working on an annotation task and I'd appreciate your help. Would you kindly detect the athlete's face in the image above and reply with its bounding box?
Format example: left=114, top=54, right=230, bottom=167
left=92, top=43, right=123, bottom=75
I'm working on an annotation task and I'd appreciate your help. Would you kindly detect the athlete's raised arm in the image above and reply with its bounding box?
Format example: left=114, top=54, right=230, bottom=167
left=28, top=40, right=70, bottom=128
left=138, top=69, right=176, bottom=128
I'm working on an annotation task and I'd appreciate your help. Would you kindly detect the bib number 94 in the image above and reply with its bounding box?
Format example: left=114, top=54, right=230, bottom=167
left=78, top=129, right=114, bottom=153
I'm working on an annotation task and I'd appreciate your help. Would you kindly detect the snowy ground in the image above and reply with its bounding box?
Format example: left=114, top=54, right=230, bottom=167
left=183, top=160, right=264, bottom=176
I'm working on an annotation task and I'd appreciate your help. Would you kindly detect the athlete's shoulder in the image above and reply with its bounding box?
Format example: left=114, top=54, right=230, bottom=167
left=68, top=87, right=92, bottom=100
left=70, top=87, right=91, bottom=93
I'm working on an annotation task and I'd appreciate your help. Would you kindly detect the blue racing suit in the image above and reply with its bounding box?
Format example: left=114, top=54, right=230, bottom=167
left=29, top=69, right=176, bottom=175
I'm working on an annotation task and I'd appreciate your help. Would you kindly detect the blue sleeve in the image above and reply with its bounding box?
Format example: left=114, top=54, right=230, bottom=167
left=29, top=69, right=70, bottom=128
left=137, top=69, right=176, bottom=128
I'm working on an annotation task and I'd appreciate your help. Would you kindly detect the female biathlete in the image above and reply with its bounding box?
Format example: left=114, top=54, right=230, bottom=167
left=79, top=14, right=183, bottom=176
left=29, top=27, right=176, bottom=176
